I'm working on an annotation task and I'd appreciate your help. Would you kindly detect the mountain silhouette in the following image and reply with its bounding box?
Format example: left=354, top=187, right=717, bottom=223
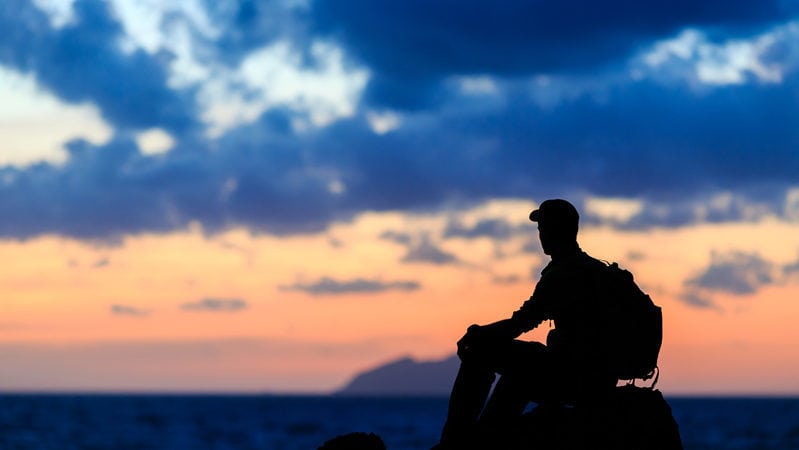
left=336, top=355, right=459, bottom=396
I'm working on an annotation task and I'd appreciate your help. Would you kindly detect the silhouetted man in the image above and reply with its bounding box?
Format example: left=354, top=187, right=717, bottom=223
left=434, top=199, right=618, bottom=449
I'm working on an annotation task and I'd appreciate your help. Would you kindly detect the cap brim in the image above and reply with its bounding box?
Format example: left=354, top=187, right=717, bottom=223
left=529, top=209, right=540, bottom=222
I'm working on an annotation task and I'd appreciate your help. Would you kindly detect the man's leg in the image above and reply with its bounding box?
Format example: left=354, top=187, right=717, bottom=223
left=437, top=339, right=552, bottom=447
left=437, top=360, right=497, bottom=447
left=478, top=373, right=533, bottom=426
left=478, top=341, right=551, bottom=427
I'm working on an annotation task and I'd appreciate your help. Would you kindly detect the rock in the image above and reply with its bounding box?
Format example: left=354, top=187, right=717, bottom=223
left=317, top=432, right=386, bottom=450
left=492, top=385, right=684, bottom=449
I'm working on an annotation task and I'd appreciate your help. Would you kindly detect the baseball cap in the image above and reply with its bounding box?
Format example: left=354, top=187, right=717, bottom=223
left=529, top=199, right=579, bottom=225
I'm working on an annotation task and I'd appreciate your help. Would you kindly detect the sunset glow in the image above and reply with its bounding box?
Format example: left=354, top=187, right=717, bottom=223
left=1, top=1, right=799, bottom=394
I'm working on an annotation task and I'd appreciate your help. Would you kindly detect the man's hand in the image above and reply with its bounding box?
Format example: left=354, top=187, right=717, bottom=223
left=456, top=324, right=485, bottom=359
left=457, top=320, right=520, bottom=359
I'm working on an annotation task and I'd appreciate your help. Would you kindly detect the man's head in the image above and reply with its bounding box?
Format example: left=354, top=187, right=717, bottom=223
left=529, top=199, right=579, bottom=256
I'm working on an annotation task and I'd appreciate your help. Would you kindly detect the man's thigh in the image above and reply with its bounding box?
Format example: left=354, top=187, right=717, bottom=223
left=467, top=339, right=551, bottom=373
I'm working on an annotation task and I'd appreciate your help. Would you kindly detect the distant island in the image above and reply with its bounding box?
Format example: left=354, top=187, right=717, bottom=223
left=336, top=354, right=459, bottom=396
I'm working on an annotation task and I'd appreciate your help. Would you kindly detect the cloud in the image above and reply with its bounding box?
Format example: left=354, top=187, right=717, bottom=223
left=521, top=239, right=542, bottom=254
left=531, top=260, right=549, bottom=279
left=443, top=218, right=517, bottom=241
left=679, top=250, right=799, bottom=308
left=0, top=2, right=799, bottom=242
left=0, top=0, right=196, bottom=133
left=685, top=251, right=775, bottom=295
left=181, top=298, right=248, bottom=312
left=782, top=254, right=799, bottom=279
left=679, top=290, right=717, bottom=309
left=379, top=230, right=413, bottom=246
left=2, top=68, right=799, bottom=241
left=401, top=237, right=459, bottom=265
left=678, top=251, right=778, bottom=309
left=280, top=277, right=421, bottom=296
left=380, top=231, right=460, bottom=265
left=627, top=251, right=647, bottom=262
left=110, top=304, right=149, bottom=317
left=311, top=0, right=796, bottom=108
left=492, top=274, right=523, bottom=285
left=92, top=257, right=110, bottom=268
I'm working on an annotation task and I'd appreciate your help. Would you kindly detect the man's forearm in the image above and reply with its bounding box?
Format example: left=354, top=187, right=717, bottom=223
left=479, top=318, right=526, bottom=341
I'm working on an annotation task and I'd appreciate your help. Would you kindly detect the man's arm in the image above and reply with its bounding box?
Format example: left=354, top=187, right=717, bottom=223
left=509, top=295, right=548, bottom=334
left=459, top=293, right=546, bottom=344
left=469, top=318, right=526, bottom=342
left=458, top=272, right=553, bottom=355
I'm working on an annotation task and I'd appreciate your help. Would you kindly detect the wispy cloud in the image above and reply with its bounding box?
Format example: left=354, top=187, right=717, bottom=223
left=110, top=304, right=149, bottom=317
left=281, top=277, right=421, bottom=296
left=92, top=257, right=110, bottom=268
left=381, top=231, right=460, bottom=265
left=492, top=274, right=523, bottom=285
left=379, top=230, right=413, bottom=246
left=401, top=237, right=459, bottom=265
left=679, top=291, right=718, bottom=310
left=680, top=251, right=778, bottom=309
left=181, top=298, right=248, bottom=312
left=685, top=251, right=775, bottom=295
left=443, top=218, right=517, bottom=241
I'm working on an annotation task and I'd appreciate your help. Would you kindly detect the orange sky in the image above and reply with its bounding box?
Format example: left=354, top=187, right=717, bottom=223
left=2, top=1, right=799, bottom=398
left=2, top=199, right=799, bottom=394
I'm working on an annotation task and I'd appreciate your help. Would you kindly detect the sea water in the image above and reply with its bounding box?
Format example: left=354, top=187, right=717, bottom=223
left=0, top=394, right=798, bottom=449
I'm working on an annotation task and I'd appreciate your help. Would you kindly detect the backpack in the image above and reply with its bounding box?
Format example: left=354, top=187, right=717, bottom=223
left=602, top=262, right=663, bottom=387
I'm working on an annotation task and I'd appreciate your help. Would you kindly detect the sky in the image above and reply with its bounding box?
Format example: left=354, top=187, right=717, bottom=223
left=1, top=0, right=799, bottom=394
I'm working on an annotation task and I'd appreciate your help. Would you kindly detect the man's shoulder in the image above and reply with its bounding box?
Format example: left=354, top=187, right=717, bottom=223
left=578, top=251, right=609, bottom=270
left=540, top=250, right=606, bottom=281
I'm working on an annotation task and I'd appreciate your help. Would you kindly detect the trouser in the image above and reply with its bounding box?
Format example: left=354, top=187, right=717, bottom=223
left=438, top=340, right=576, bottom=446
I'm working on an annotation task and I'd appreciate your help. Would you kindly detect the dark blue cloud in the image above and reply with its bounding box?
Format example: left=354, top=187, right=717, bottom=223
left=0, top=2, right=798, bottom=241
left=311, top=0, right=796, bottom=108
left=200, top=0, right=312, bottom=65
left=280, top=277, right=421, bottom=296
left=0, top=0, right=196, bottom=133
left=0, top=125, right=342, bottom=239
left=2, top=71, right=798, bottom=240
left=328, top=76, right=799, bottom=229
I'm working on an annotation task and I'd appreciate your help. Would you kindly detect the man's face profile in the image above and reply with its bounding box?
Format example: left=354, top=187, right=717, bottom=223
left=538, top=221, right=572, bottom=256
left=538, top=222, right=554, bottom=255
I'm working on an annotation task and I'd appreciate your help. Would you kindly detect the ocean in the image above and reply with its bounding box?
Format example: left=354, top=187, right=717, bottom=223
left=0, top=394, right=798, bottom=449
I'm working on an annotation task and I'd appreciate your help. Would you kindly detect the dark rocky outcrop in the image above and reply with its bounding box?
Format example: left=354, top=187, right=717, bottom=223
left=334, top=356, right=682, bottom=448
left=317, top=432, right=386, bottom=450
left=472, top=385, right=683, bottom=449
left=325, top=385, right=683, bottom=449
